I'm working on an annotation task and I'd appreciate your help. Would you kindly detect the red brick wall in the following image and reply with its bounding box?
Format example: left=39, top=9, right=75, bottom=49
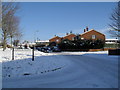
left=80, top=30, right=105, bottom=41
left=63, top=34, right=76, bottom=41
left=49, top=37, right=61, bottom=43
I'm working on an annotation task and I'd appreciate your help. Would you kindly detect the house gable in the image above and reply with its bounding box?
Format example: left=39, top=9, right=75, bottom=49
left=63, top=34, right=76, bottom=41
left=49, top=36, right=62, bottom=43
left=80, top=29, right=105, bottom=40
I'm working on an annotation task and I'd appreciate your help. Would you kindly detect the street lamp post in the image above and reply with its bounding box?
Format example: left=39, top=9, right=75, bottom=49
left=34, top=30, right=39, bottom=43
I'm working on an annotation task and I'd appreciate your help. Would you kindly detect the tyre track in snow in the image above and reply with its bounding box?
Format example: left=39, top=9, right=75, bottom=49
left=64, top=55, right=118, bottom=88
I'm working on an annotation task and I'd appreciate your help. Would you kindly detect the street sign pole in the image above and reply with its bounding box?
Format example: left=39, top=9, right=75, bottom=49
left=12, top=47, right=14, bottom=60
left=32, top=46, right=34, bottom=61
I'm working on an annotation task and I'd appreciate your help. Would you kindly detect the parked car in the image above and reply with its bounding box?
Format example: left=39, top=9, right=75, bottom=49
left=37, top=46, right=51, bottom=53
left=51, top=46, right=61, bottom=52
left=37, top=46, right=60, bottom=53
left=43, top=47, right=52, bottom=53
left=17, top=46, right=24, bottom=49
left=41, top=47, right=46, bottom=52
left=36, top=47, right=42, bottom=51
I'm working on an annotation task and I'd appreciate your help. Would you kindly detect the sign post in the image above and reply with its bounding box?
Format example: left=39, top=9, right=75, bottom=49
left=32, top=46, right=34, bottom=61
left=12, top=47, right=14, bottom=60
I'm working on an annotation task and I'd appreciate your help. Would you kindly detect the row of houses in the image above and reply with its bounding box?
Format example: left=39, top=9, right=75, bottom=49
left=0, top=27, right=119, bottom=49
left=49, top=28, right=105, bottom=44
left=35, top=27, right=119, bottom=48
left=13, top=27, right=119, bottom=48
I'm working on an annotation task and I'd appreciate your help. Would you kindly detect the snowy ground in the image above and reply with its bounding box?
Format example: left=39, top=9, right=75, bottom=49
left=1, top=49, right=118, bottom=88
left=1, top=49, right=71, bottom=78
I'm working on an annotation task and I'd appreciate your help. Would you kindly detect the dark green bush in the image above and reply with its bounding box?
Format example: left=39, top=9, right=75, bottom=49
left=48, top=42, right=56, bottom=47
left=58, top=39, right=105, bottom=51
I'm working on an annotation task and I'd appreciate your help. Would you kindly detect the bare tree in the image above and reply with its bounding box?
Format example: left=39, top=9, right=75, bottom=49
left=2, top=1, right=20, bottom=51
left=2, top=10, right=9, bottom=51
left=109, top=1, right=120, bottom=38
left=7, top=15, right=20, bottom=46
left=14, top=29, right=22, bottom=41
left=13, top=28, right=23, bottom=47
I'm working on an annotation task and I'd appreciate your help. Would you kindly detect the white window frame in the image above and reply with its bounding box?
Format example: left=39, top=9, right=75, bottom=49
left=92, top=35, right=96, bottom=39
left=72, top=37, right=74, bottom=40
left=81, top=37, right=84, bottom=40
left=56, top=39, right=59, bottom=42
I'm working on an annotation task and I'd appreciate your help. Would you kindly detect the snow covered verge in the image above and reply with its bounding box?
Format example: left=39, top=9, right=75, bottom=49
left=1, top=49, right=71, bottom=79
left=1, top=49, right=118, bottom=79
left=60, top=51, right=108, bottom=55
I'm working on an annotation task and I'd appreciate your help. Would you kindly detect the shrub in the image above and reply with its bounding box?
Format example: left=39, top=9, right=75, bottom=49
left=58, top=39, right=105, bottom=51
left=48, top=42, right=56, bottom=47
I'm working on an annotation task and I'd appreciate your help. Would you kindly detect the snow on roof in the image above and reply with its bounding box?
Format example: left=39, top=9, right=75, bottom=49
left=105, top=39, right=119, bottom=41
left=29, top=43, right=36, bottom=44
left=36, top=40, right=49, bottom=43
left=81, top=29, right=105, bottom=36
left=105, top=42, right=117, bottom=44
left=63, top=33, right=76, bottom=38
left=49, top=36, right=61, bottom=40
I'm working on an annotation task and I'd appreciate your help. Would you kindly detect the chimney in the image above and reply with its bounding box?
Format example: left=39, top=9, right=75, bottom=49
left=70, top=31, right=72, bottom=34
left=66, top=32, right=69, bottom=35
left=86, top=26, right=88, bottom=31
left=84, top=29, right=86, bottom=32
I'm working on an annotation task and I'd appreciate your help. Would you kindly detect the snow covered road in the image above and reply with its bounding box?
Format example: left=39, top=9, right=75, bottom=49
left=2, top=53, right=118, bottom=88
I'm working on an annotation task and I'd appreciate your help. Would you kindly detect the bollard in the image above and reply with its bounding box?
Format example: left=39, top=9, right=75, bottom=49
left=12, top=48, right=14, bottom=60
left=32, top=46, right=34, bottom=61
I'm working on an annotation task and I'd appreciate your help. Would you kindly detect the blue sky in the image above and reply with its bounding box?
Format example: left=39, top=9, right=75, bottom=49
left=17, top=2, right=116, bottom=42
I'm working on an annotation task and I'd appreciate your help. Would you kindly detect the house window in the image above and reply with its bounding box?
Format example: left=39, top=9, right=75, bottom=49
left=81, top=37, right=84, bottom=40
left=72, top=37, right=74, bottom=40
left=56, top=39, right=59, bottom=42
left=92, top=35, right=96, bottom=39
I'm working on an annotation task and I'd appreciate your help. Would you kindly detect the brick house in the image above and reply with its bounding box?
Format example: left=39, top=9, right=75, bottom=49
left=49, top=28, right=105, bottom=44
left=49, top=36, right=62, bottom=44
left=80, top=29, right=105, bottom=41
left=49, top=34, right=76, bottom=43
left=63, top=34, right=76, bottom=41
